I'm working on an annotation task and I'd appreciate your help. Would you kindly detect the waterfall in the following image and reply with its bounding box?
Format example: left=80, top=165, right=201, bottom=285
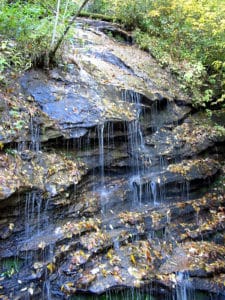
left=25, top=191, right=43, bottom=238
left=130, top=175, right=142, bottom=203
left=123, top=90, right=145, bottom=169
left=24, top=191, right=50, bottom=239
left=150, top=180, right=158, bottom=205
left=98, top=123, right=107, bottom=215
left=30, top=116, right=41, bottom=152
left=98, top=123, right=105, bottom=184
left=122, top=90, right=167, bottom=207
left=122, top=90, right=148, bottom=204
left=127, top=120, right=145, bottom=173
left=43, top=280, right=51, bottom=300
left=175, top=271, right=192, bottom=300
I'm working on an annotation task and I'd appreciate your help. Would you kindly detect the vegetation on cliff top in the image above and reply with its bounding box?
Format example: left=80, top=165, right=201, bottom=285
left=0, top=0, right=224, bottom=108
left=88, top=0, right=225, bottom=108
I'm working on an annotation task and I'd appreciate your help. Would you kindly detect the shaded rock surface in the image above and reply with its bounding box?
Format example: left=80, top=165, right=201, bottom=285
left=0, top=151, right=86, bottom=202
left=0, top=18, right=225, bottom=300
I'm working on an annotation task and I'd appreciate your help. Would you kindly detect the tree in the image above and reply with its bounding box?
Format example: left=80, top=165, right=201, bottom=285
left=48, top=0, right=91, bottom=65
left=0, top=0, right=92, bottom=71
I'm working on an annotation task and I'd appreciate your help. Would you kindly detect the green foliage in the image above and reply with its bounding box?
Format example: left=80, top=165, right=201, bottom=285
left=0, top=0, right=79, bottom=72
left=0, top=2, right=48, bottom=71
left=0, top=40, right=31, bottom=73
left=214, top=124, right=225, bottom=136
left=87, top=0, right=110, bottom=14
left=134, top=30, right=172, bottom=66
left=0, top=258, right=23, bottom=278
left=111, top=0, right=149, bottom=29
left=89, top=0, right=225, bottom=108
left=0, top=2, right=52, bottom=53
left=78, top=11, right=114, bottom=22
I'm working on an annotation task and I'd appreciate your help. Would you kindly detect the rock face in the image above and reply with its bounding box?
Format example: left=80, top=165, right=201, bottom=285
left=0, top=19, right=225, bottom=300
left=0, top=151, right=86, bottom=201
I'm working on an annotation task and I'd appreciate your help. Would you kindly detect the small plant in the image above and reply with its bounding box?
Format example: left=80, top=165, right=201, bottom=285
left=5, top=149, right=18, bottom=156
left=0, top=258, right=23, bottom=278
left=214, top=124, right=225, bottom=136
left=205, top=109, right=212, bottom=118
left=13, top=120, right=26, bottom=130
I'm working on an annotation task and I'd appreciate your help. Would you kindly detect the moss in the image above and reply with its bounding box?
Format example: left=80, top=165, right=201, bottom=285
left=78, top=12, right=116, bottom=22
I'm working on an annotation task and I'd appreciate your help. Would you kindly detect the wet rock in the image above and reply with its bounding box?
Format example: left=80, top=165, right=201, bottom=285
left=0, top=223, right=14, bottom=239
left=19, top=230, right=63, bottom=253
left=80, top=231, right=111, bottom=253
left=0, top=151, right=86, bottom=201
left=191, top=277, right=225, bottom=296
left=146, top=111, right=225, bottom=159
left=0, top=88, right=62, bottom=146
left=20, top=69, right=137, bottom=139
left=70, top=239, right=163, bottom=294
left=77, top=18, right=133, bottom=44
left=76, top=272, right=97, bottom=289
left=166, top=158, right=220, bottom=181
left=67, top=191, right=100, bottom=217
left=69, top=19, right=189, bottom=104
left=146, top=101, right=191, bottom=130
left=132, top=158, right=220, bottom=197
left=86, top=50, right=135, bottom=74
left=160, top=241, right=225, bottom=278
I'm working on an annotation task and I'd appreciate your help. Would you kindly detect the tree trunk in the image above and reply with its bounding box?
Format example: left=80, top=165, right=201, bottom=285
left=51, top=0, right=61, bottom=48
left=49, top=0, right=91, bottom=64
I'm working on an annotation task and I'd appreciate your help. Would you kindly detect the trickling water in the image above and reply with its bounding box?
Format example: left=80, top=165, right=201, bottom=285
left=43, top=279, right=51, bottom=300
left=130, top=175, right=142, bottom=203
left=98, top=123, right=109, bottom=216
left=25, top=191, right=35, bottom=238
left=98, top=123, right=105, bottom=184
left=25, top=191, right=44, bottom=238
left=1, top=19, right=223, bottom=300
left=181, top=181, right=190, bottom=202
left=72, top=289, right=158, bottom=300
left=150, top=180, right=158, bottom=206
left=123, top=90, right=145, bottom=165
left=37, top=196, right=42, bottom=234
left=30, top=117, right=41, bottom=152
left=122, top=89, right=141, bottom=105
left=159, top=155, right=167, bottom=170
left=17, top=141, right=27, bottom=153
left=106, top=122, right=115, bottom=167
left=175, top=271, right=192, bottom=300
left=150, top=102, right=159, bottom=132
left=185, top=181, right=190, bottom=201
left=122, top=90, right=152, bottom=206
left=127, top=120, right=145, bottom=172
left=113, top=237, right=120, bottom=251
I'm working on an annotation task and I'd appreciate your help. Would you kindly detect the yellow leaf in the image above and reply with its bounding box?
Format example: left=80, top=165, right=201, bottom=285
left=130, top=254, right=137, bottom=265
left=101, top=269, right=108, bottom=277
left=106, top=249, right=113, bottom=259
left=47, top=263, right=55, bottom=273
